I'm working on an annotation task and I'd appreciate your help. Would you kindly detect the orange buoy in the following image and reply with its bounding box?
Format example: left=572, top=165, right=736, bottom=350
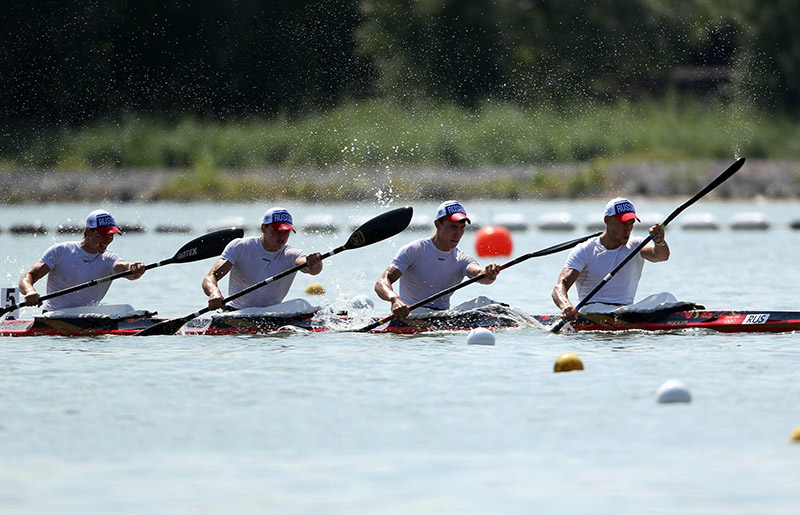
left=475, top=225, right=513, bottom=257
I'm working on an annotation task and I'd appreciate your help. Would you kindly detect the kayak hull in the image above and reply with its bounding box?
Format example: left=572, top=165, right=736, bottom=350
left=533, top=310, right=800, bottom=333
left=0, top=316, right=166, bottom=337
left=3, top=309, right=800, bottom=336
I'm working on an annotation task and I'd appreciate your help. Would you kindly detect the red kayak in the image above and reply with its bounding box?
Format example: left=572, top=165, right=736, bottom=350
left=532, top=309, right=800, bottom=333
left=3, top=305, right=799, bottom=336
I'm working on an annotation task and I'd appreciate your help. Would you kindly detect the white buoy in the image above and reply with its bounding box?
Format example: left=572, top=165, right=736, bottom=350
left=656, top=379, right=692, bottom=403
left=467, top=327, right=495, bottom=346
left=349, top=295, right=374, bottom=310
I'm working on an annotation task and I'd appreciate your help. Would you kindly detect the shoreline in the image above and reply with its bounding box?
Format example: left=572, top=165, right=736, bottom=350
left=1, top=159, right=798, bottom=203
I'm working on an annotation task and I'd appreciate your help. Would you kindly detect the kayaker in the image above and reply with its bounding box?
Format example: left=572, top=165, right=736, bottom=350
left=19, top=209, right=146, bottom=311
left=375, top=200, right=500, bottom=319
left=202, top=207, right=322, bottom=310
left=552, top=197, right=669, bottom=321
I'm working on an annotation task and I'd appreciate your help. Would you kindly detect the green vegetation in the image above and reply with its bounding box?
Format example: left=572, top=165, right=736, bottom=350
left=5, top=98, right=794, bottom=201
left=9, top=99, right=798, bottom=173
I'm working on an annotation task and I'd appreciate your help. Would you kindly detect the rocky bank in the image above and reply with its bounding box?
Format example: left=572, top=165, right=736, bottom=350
left=1, top=159, right=797, bottom=203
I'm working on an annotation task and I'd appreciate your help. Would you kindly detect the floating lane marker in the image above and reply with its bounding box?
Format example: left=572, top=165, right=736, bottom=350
left=302, top=215, right=339, bottom=235
left=155, top=224, right=193, bottom=234
left=554, top=352, right=583, bottom=372
left=633, top=213, right=664, bottom=232
left=9, top=222, right=47, bottom=235
left=206, top=217, right=246, bottom=233
left=583, top=214, right=605, bottom=232
left=730, top=212, right=770, bottom=230
left=56, top=223, right=83, bottom=234
left=680, top=212, right=719, bottom=231
left=118, top=223, right=146, bottom=233
left=536, top=212, right=575, bottom=231
left=491, top=212, right=529, bottom=232
left=8, top=213, right=800, bottom=234
left=656, top=379, right=692, bottom=403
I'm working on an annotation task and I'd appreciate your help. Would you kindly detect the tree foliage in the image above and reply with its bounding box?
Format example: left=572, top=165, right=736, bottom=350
left=1, top=0, right=798, bottom=128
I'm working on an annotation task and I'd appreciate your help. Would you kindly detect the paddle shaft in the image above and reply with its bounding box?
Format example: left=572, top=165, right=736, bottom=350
left=357, top=232, right=601, bottom=333
left=550, top=157, right=746, bottom=333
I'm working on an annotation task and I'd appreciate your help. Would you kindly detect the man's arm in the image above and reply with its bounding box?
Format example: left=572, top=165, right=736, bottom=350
left=552, top=267, right=581, bottom=321
left=296, top=252, right=323, bottom=275
left=19, top=261, right=51, bottom=306
left=641, top=224, right=670, bottom=262
left=374, top=266, right=409, bottom=318
left=113, top=260, right=146, bottom=280
left=202, top=258, right=233, bottom=310
left=466, top=263, right=500, bottom=284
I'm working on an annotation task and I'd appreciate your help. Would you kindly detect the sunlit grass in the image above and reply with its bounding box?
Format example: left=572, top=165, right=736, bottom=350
left=7, top=98, right=796, bottom=171
left=2, top=98, right=798, bottom=200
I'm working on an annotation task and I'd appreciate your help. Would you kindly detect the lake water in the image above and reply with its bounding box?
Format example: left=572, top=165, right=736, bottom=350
left=1, top=199, right=799, bottom=514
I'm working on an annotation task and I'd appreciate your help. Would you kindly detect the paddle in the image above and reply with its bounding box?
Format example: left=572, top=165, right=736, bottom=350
left=135, top=206, right=414, bottom=336
left=354, top=231, right=602, bottom=333
left=2, top=228, right=244, bottom=317
left=550, top=156, right=746, bottom=333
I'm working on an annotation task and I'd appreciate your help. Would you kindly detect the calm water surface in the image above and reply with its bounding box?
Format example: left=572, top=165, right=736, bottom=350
left=1, top=200, right=799, bottom=514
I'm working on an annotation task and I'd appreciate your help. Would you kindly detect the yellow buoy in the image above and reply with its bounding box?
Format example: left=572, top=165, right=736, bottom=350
left=305, top=282, right=325, bottom=295
left=554, top=352, right=584, bottom=373
left=790, top=425, right=800, bottom=442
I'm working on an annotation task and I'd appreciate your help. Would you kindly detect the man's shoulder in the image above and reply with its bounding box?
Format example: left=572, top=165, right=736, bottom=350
left=397, top=237, right=430, bottom=253
left=226, top=235, right=260, bottom=250
left=281, top=245, right=304, bottom=258
left=630, top=235, right=647, bottom=245
left=564, top=236, right=600, bottom=268
left=453, top=245, right=477, bottom=262
left=572, top=236, right=601, bottom=253
left=43, top=240, right=80, bottom=255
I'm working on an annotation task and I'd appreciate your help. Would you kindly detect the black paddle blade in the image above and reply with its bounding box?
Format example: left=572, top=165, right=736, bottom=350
left=135, top=314, right=197, bottom=337
left=343, top=207, right=413, bottom=250
left=171, top=228, right=244, bottom=264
